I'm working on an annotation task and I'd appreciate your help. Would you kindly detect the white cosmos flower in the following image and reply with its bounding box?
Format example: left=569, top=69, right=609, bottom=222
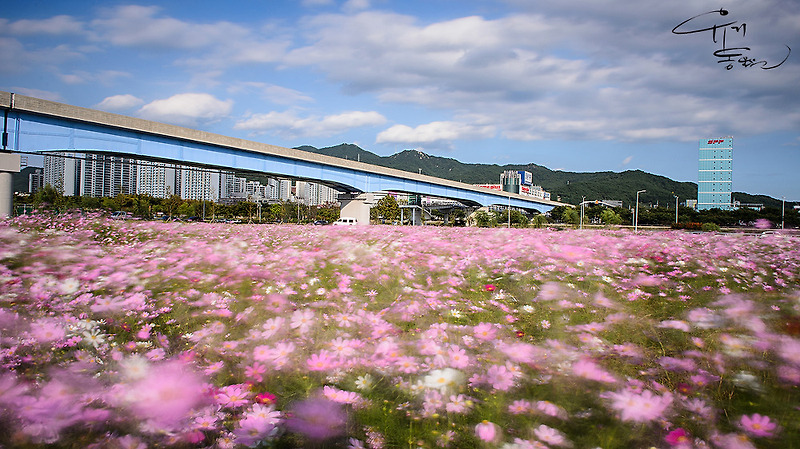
left=355, top=374, right=374, bottom=391
left=422, top=368, right=465, bottom=392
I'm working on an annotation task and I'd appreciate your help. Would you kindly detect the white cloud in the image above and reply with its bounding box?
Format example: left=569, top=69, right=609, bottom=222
left=8, top=87, right=63, bottom=102
left=229, top=82, right=313, bottom=106
left=376, top=121, right=496, bottom=147
left=302, top=0, right=335, bottom=6
left=235, top=110, right=387, bottom=138
left=342, top=0, right=371, bottom=14
left=96, top=94, right=144, bottom=111
left=138, top=93, right=233, bottom=127
left=621, top=156, right=633, bottom=166
left=4, top=15, right=85, bottom=36
left=281, top=5, right=799, bottom=145
left=92, top=5, right=242, bottom=49
left=0, top=38, right=83, bottom=74
left=59, top=70, right=130, bottom=85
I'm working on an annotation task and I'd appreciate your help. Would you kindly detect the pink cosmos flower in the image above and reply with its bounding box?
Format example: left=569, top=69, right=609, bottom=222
left=573, top=359, right=617, bottom=384
left=29, top=319, right=66, bottom=342
left=475, top=420, right=500, bottom=443
left=508, top=399, right=531, bottom=414
left=121, top=360, right=208, bottom=431
left=447, top=346, right=470, bottom=369
left=605, top=389, right=673, bottom=423
left=473, top=322, right=497, bottom=341
left=323, top=386, right=363, bottom=405
left=244, top=363, right=267, bottom=382
left=260, top=317, right=285, bottom=339
left=535, top=400, right=568, bottom=420
left=710, top=432, right=757, bottom=449
left=395, top=356, right=420, bottom=374
left=486, top=364, right=515, bottom=391
left=739, top=413, right=778, bottom=438
left=754, top=218, right=772, bottom=229
left=445, top=394, right=470, bottom=414
left=533, top=424, right=571, bottom=447
left=307, top=350, right=337, bottom=371
left=215, top=384, right=251, bottom=408
left=422, top=389, right=444, bottom=416
left=290, top=309, right=315, bottom=335
left=234, top=413, right=279, bottom=447
left=328, top=337, right=358, bottom=358
left=285, top=397, right=346, bottom=441
left=659, top=320, right=691, bottom=332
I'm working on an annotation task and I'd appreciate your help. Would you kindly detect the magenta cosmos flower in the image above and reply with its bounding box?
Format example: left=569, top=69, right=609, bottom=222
left=664, top=428, right=691, bottom=447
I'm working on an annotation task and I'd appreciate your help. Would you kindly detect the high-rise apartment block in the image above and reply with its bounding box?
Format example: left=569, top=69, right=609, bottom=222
left=41, top=152, right=340, bottom=206
left=697, top=137, right=733, bottom=210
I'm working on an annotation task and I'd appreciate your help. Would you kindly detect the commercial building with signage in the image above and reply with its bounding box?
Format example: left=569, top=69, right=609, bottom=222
left=697, top=137, right=733, bottom=210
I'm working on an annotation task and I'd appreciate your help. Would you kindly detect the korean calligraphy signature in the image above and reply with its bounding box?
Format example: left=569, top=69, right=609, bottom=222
left=672, top=8, right=791, bottom=70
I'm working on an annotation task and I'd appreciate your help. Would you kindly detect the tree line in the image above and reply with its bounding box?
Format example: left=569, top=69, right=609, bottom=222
left=550, top=203, right=798, bottom=229
left=16, top=185, right=341, bottom=223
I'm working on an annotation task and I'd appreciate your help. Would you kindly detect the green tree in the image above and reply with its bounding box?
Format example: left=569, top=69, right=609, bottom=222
left=531, top=214, right=548, bottom=228
left=473, top=210, right=494, bottom=227
left=177, top=201, right=195, bottom=217
left=600, top=209, right=623, bottom=225
left=316, top=203, right=341, bottom=223
left=371, top=195, right=400, bottom=223
left=496, top=209, right=528, bottom=227
left=162, top=194, right=183, bottom=219
left=32, top=184, right=67, bottom=211
left=561, top=207, right=579, bottom=225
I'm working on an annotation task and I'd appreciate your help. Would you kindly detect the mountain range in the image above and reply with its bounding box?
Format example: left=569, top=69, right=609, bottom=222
left=297, top=144, right=783, bottom=208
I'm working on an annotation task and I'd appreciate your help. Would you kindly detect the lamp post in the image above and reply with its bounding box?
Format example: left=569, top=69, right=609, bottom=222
left=674, top=194, right=679, bottom=224
left=635, top=189, right=646, bottom=232
left=580, top=196, right=586, bottom=229
left=782, top=197, right=785, bottom=230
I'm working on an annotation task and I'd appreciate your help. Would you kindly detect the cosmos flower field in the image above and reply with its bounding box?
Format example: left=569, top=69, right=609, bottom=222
left=1, top=213, right=799, bottom=449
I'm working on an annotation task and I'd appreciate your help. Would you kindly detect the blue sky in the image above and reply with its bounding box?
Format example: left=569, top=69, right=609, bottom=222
left=2, top=0, right=798, bottom=201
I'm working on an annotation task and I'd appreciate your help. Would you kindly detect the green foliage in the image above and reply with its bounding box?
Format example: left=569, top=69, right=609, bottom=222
left=600, top=208, right=623, bottom=225
left=473, top=210, right=494, bottom=227
left=701, top=222, right=721, bottom=232
left=561, top=207, right=579, bottom=225
left=531, top=213, right=548, bottom=228
left=495, top=209, right=528, bottom=227
left=31, top=184, right=67, bottom=210
left=315, top=203, right=340, bottom=223
left=370, top=194, right=400, bottom=223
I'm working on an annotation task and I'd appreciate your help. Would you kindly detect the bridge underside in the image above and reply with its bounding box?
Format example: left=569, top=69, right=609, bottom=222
left=2, top=93, right=561, bottom=214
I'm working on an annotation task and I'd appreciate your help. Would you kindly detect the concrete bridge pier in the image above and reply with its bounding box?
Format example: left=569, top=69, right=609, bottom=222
left=0, top=153, right=20, bottom=218
left=338, top=192, right=375, bottom=225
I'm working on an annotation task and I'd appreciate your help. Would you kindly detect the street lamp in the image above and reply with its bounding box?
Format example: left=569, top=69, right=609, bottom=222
left=674, top=194, right=679, bottom=224
left=580, top=196, right=586, bottom=229
left=508, top=194, right=511, bottom=228
left=782, top=197, right=785, bottom=230
left=635, top=190, right=646, bottom=232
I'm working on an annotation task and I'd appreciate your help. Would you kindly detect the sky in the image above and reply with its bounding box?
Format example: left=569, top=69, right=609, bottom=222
left=1, top=0, right=798, bottom=201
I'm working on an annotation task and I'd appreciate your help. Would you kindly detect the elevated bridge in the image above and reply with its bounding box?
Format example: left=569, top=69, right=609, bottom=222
left=0, top=91, right=567, bottom=219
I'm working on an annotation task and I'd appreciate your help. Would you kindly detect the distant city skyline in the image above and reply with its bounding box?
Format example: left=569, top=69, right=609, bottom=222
left=1, top=1, right=798, bottom=200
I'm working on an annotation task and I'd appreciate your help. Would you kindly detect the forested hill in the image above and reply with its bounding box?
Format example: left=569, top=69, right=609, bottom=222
left=297, top=144, right=782, bottom=208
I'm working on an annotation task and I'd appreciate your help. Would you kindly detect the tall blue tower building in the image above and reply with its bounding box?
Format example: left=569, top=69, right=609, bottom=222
left=697, top=137, right=733, bottom=210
